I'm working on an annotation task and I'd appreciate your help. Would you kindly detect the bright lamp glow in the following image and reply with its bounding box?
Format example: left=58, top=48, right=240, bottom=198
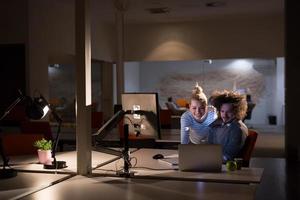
left=42, top=105, right=50, bottom=118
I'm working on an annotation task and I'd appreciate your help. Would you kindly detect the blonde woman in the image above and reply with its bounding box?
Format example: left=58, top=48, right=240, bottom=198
left=180, top=83, right=218, bottom=144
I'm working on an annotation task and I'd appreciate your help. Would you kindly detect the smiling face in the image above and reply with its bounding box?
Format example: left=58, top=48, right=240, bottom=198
left=189, top=99, right=207, bottom=121
left=220, top=103, right=235, bottom=123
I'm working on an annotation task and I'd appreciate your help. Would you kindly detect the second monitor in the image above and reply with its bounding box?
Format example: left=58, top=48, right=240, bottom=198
left=121, top=93, right=161, bottom=139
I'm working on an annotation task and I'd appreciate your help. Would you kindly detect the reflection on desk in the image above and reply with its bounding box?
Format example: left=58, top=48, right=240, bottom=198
left=8, top=151, right=120, bottom=174
left=95, top=148, right=264, bottom=184
left=22, top=176, right=256, bottom=200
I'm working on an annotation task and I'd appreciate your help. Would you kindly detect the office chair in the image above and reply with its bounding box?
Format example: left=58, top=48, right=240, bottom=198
left=159, top=109, right=172, bottom=129
left=2, top=133, right=44, bottom=156
left=176, top=98, right=189, bottom=108
left=91, top=111, right=103, bottom=129
left=238, top=129, right=258, bottom=167
left=1, top=104, right=27, bottom=126
left=20, top=121, right=53, bottom=140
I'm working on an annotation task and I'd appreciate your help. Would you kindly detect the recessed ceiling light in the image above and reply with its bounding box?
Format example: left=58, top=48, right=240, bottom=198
left=146, top=7, right=170, bottom=14
left=205, top=1, right=226, bottom=8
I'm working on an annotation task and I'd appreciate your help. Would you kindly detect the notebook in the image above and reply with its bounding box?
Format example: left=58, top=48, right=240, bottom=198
left=178, top=144, right=222, bottom=172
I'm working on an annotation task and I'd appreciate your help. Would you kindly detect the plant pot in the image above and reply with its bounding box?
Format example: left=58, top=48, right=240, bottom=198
left=37, top=149, right=52, bottom=164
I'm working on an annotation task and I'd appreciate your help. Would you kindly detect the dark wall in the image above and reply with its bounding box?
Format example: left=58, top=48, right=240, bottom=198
left=285, top=1, right=300, bottom=162
left=0, top=44, right=26, bottom=113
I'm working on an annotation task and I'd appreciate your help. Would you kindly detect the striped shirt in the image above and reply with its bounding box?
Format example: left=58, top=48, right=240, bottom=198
left=180, top=105, right=218, bottom=144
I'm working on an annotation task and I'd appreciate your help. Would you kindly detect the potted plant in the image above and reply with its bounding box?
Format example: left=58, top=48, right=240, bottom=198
left=33, top=138, right=52, bottom=164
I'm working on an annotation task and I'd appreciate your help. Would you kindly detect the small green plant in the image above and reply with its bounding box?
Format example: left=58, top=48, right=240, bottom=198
left=33, top=138, right=52, bottom=150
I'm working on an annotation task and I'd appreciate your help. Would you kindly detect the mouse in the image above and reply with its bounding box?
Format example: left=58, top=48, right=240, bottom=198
left=152, top=154, right=164, bottom=159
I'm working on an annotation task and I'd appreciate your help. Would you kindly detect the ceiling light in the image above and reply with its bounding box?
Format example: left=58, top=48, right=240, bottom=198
left=146, top=7, right=170, bottom=14
left=205, top=1, right=226, bottom=8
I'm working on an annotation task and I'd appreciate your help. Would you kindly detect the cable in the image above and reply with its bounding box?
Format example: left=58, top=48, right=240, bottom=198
left=124, top=116, right=134, bottom=125
left=124, top=116, right=146, bottom=127
left=130, top=156, right=137, bottom=167
left=95, top=166, right=176, bottom=173
left=131, top=166, right=177, bottom=171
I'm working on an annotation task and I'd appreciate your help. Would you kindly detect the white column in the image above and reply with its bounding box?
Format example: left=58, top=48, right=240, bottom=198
left=114, top=0, right=128, bottom=104
left=75, top=0, right=92, bottom=175
left=101, top=62, right=114, bottom=121
left=275, top=57, right=285, bottom=125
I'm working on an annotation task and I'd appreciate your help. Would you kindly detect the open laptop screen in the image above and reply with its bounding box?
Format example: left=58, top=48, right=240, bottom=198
left=178, top=144, right=222, bottom=172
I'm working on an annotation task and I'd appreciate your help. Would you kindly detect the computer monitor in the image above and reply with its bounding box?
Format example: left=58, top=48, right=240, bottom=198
left=121, top=93, right=161, bottom=139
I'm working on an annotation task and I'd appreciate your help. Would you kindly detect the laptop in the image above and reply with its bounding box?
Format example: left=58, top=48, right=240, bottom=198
left=178, top=144, right=222, bottom=172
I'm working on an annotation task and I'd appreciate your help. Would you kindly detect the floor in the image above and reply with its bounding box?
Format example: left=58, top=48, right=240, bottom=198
left=251, top=158, right=300, bottom=200
left=246, top=125, right=300, bottom=200
left=251, top=124, right=285, bottom=158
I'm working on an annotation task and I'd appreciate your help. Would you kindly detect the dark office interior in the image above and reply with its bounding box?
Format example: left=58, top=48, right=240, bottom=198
left=0, top=0, right=300, bottom=200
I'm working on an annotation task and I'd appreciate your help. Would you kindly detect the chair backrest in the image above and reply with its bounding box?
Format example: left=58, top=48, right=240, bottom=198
left=159, top=109, right=172, bottom=128
left=238, top=129, right=258, bottom=167
left=1, top=104, right=28, bottom=126
left=2, top=133, right=44, bottom=156
left=91, top=111, right=103, bottom=129
left=176, top=98, right=188, bottom=108
left=20, top=121, right=53, bottom=140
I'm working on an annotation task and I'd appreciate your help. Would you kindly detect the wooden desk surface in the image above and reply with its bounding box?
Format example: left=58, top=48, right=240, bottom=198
left=95, top=148, right=264, bottom=184
left=9, top=150, right=120, bottom=174
left=22, top=175, right=257, bottom=200
left=1, top=149, right=259, bottom=200
left=0, top=172, right=70, bottom=200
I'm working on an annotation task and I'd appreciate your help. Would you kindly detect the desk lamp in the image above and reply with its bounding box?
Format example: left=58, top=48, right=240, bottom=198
left=26, top=94, right=66, bottom=169
left=0, top=91, right=66, bottom=179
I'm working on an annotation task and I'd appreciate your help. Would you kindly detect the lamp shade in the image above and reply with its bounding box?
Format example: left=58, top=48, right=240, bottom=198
left=25, top=96, right=49, bottom=120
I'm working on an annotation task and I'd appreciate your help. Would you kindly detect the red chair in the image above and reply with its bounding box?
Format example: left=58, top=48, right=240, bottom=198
left=20, top=121, right=53, bottom=140
left=2, top=133, right=44, bottom=156
left=91, top=111, right=103, bottom=129
left=238, top=129, right=258, bottom=167
left=159, top=109, right=172, bottom=129
left=1, top=104, right=28, bottom=126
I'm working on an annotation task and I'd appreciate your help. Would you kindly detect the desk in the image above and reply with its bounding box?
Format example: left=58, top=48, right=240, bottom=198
left=95, top=148, right=264, bottom=184
left=9, top=150, right=120, bottom=174
left=1, top=150, right=261, bottom=200
left=0, top=171, right=71, bottom=200
left=21, top=175, right=257, bottom=200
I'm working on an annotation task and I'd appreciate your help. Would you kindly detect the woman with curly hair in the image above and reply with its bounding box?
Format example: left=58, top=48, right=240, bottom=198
left=208, top=90, right=248, bottom=162
left=180, top=83, right=218, bottom=144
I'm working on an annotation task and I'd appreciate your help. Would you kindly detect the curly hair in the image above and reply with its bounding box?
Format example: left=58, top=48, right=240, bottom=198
left=190, top=82, right=208, bottom=106
left=210, top=90, right=248, bottom=120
